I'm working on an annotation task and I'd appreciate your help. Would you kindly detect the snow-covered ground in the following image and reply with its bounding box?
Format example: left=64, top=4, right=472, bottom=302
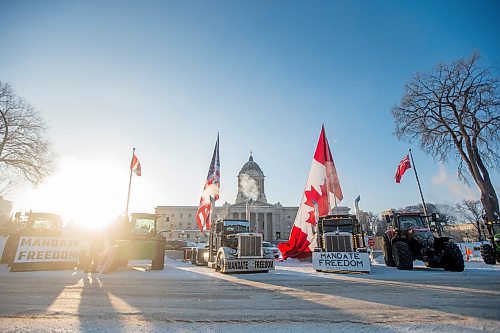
left=0, top=251, right=499, bottom=333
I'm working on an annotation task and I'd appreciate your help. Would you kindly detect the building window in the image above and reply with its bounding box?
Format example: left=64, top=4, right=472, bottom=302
left=288, top=223, right=291, bottom=229
left=180, top=214, right=183, bottom=218
left=166, top=217, right=170, bottom=222
left=188, top=213, right=192, bottom=218
left=186, top=233, right=190, bottom=238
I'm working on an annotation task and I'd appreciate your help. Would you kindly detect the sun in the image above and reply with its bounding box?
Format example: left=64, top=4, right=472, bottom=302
left=12, top=156, right=130, bottom=229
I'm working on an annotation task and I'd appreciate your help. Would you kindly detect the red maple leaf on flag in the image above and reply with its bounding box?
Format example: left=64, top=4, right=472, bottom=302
left=303, top=180, right=329, bottom=225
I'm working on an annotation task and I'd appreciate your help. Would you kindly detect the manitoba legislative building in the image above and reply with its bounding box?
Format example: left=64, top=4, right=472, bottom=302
left=155, top=155, right=298, bottom=243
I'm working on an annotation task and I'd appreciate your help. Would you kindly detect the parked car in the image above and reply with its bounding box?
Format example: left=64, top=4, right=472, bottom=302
left=262, top=241, right=280, bottom=258
left=165, top=240, right=193, bottom=250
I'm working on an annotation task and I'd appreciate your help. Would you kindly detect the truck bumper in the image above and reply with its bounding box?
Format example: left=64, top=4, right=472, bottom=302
left=221, top=258, right=274, bottom=273
left=313, top=251, right=371, bottom=273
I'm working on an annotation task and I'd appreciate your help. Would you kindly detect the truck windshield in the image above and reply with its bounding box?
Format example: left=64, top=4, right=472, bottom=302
left=133, top=218, right=155, bottom=232
left=491, top=223, right=500, bottom=235
left=31, top=219, right=58, bottom=230
left=398, top=215, right=426, bottom=229
left=321, top=218, right=354, bottom=233
left=223, top=220, right=250, bottom=233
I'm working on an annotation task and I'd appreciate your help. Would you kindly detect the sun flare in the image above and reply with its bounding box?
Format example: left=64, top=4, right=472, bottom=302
left=12, top=156, right=139, bottom=229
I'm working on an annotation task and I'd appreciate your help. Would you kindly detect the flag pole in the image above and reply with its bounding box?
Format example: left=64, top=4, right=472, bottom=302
left=125, top=147, right=135, bottom=216
left=408, top=148, right=428, bottom=217
left=322, top=124, right=338, bottom=209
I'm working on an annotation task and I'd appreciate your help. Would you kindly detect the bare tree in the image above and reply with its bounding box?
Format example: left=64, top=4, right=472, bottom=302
left=402, top=203, right=456, bottom=225
left=456, top=199, right=484, bottom=241
left=393, top=53, right=500, bottom=222
left=0, top=82, right=54, bottom=193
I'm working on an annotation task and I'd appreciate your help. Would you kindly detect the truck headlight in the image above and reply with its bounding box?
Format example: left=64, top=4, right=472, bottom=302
left=263, top=249, right=271, bottom=255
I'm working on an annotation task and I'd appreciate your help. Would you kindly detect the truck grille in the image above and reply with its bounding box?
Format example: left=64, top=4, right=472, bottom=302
left=238, top=234, right=262, bottom=257
left=324, top=232, right=353, bottom=252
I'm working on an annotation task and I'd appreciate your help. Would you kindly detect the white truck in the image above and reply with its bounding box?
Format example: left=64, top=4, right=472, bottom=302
left=196, top=219, right=274, bottom=273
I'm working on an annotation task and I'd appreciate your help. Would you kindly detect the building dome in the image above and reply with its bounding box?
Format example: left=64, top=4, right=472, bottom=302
left=239, top=155, right=264, bottom=177
left=236, top=154, right=267, bottom=204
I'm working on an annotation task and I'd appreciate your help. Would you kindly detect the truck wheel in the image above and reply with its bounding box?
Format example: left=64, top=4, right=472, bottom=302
left=442, top=242, right=465, bottom=272
left=191, top=249, right=198, bottom=265
left=392, top=241, right=413, bottom=270
left=383, top=236, right=396, bottom=267
left=216, top=254, right=223, bottom=273
left=480, top=244, right=496, bottom=265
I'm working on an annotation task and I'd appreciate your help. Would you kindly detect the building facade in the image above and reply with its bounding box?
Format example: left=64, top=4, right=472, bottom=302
left=0, top=196, right=12, bottom=223
left=156, top=155, right=298, bottom=243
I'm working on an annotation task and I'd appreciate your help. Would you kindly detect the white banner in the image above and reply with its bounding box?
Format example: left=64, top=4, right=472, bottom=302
left=13, top=236, right=82, bottom=263
left=313, top=251, right=371, bottom=273
left=221, top=258, right=274, bottom=273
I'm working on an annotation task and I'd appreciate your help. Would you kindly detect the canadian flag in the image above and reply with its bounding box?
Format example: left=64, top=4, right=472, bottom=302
left=130, top=152, right=142, bottom=176
left=278, top=125, right=343, bottom=259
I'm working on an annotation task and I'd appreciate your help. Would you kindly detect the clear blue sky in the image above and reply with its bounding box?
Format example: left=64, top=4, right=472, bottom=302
left=1, top=0, right=499, bottom=226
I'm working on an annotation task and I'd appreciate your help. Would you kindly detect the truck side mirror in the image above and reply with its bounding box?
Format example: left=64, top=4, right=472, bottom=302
left=431, top=213, right=439, bottom=222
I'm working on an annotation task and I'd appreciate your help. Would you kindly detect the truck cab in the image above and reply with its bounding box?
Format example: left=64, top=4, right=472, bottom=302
left=316, top=214, right=367, bottom=252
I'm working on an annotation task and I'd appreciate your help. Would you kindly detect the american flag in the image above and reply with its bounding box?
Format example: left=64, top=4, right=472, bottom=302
left=196, top=134, right=220, bottom=232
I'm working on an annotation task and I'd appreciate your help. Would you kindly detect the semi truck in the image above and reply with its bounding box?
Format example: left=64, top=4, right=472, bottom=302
left=194, top=219, right=274, bottom=273
left=312, top=207, right=371, bottom=273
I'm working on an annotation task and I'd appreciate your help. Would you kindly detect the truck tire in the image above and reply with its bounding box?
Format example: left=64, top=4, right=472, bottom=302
left=383, top=236, right=396, bottom=267
left=442, top=242, right=465, bottom=272
left=217, top=253, right=224, bottom=273
left=480, top=244, right=496, bottom=265
left=392, top=241, right=413, bottom=270
left=191, top=249, right=198, bottom=265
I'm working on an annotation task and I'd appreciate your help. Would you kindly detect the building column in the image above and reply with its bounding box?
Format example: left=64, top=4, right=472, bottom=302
left=263, top=213, right=268, bottom=241
left=250, top=213, right=256, bottom=232
left=267, top=213, right=273, bottom=241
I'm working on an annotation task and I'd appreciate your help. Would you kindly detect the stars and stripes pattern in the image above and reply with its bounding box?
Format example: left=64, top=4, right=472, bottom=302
left=196, top=134, right=220, bottom=232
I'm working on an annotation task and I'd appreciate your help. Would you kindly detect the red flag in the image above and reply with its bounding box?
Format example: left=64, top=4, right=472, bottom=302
left=130, top=152, right=142, bottom=176
left=196, top=135, right=220, bottom=232
left=278, top=125, right=343, bottom=260
left=395, top=155, right=411, bottom=183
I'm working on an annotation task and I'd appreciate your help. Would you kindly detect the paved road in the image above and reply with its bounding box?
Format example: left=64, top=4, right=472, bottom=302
left=0, top=258, right=499, bottom=332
